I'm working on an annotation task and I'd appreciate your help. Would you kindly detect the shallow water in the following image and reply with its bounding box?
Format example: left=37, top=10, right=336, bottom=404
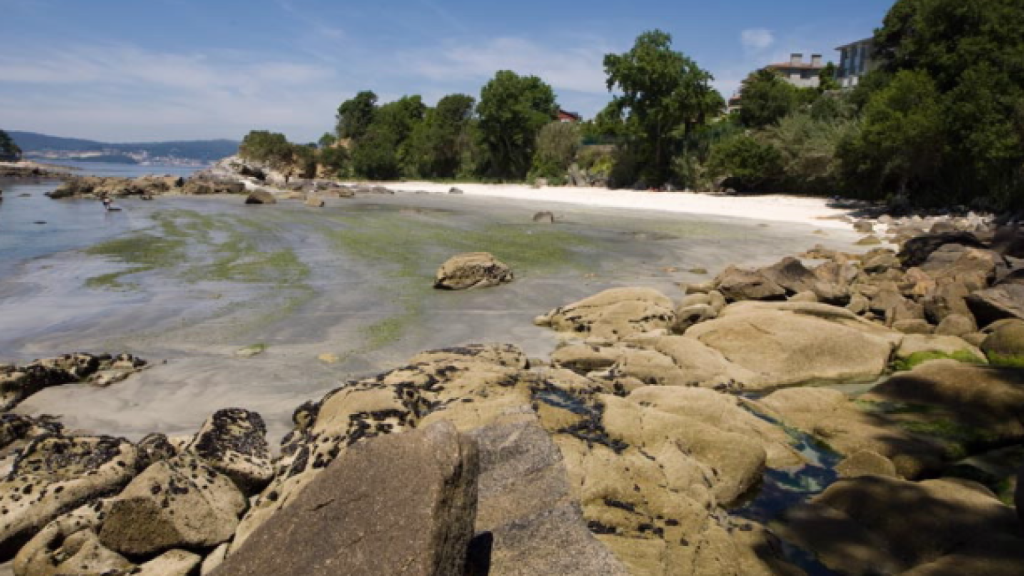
left=1, top=178, right=865, bottom=444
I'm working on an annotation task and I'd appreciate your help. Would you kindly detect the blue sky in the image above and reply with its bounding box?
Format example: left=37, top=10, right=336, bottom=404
left=0, top=0, right=894, bottom=143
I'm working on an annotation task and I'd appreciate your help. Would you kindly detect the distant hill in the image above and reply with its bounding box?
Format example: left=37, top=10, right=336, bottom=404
left=6, top=131, right=239, bottom=166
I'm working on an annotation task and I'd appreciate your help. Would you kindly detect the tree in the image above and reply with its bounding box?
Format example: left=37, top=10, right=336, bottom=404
left=406, top=93, right=476, bottom=178
left=238, top=130, right=293, bottom=168
left=0, top=129, right=23, bottom=161
left=818, top=62, right=841, bottom=92
left=707, top=134, right=783, bottom=192
left=603, top=30, right=723, bottom=186
left=477, top=70, right=558, bottom=179
left=738, top=69, right=803, bottom=129
left=318, top=132, right=337, bottom=149
left=349, top=95, right=426, bottom=180
left=531, top=121, right=580, bottom=180
left=839, top=70, right=946, bottom=201
left=336, top=91, right=378, bottom=141
left=856, top=0, right=1024, bottom=207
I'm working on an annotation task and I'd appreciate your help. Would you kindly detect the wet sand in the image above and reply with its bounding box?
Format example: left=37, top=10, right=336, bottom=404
left=1, top=183, right=868, bottom=445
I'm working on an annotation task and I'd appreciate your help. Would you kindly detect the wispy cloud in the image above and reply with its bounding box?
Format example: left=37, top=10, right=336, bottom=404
left=399, top=36, right=612, bottom=95
left=740, top=28, right=775, bottom=53
left=0, top=43, right=345, bottom=141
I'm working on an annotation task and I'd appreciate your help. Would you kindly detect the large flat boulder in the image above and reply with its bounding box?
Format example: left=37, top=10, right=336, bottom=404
left=685, top=302, right=900, bottom=388
left=434, top=252, right=513, bottom=290
left=713, top=265, right=786, bottom=302
left=214, top=421, right=480, bottom=576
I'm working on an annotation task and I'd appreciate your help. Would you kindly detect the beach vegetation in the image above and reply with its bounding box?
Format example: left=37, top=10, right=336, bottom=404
left=335, top=90, right=378, bottom=141
left=530, top=121, right=580, bottom=181
left=0, top=129, right=21, bottom=161
left=476, top=70, right=559, bottom=180
left=601, top=30, right=724, bottom=187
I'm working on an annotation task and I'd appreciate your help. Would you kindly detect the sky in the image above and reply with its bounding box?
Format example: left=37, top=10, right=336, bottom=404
left=0, top=0, right=895, bottom=143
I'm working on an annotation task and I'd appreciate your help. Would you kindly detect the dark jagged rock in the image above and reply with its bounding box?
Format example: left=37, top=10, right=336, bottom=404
left=136, top=433, right=179, bottom=469
left=968, top=284, right=1024, bottom=326
left=186, top=409, right=273, bottom=495
left=0, top=353, right=147, bottom=411
left=214, top=422, right=480, bottom=576
left=898, top=232, right=987, bottom=267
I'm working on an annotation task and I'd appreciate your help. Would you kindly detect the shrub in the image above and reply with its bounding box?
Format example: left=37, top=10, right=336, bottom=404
left=707, top=135, right=783, bottom=191
left=530, top=122, right=580, bottom=180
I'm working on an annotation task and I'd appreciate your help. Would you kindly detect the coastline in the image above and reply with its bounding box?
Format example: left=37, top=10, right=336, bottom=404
left=344, top=180, right=861, bottom=230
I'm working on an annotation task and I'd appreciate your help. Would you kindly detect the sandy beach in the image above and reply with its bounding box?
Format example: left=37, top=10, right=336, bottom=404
left=349, top=181, right=859, bottom=230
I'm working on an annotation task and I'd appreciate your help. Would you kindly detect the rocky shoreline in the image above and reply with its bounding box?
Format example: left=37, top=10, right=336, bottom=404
left=0, top=211, right=1022, bottom=575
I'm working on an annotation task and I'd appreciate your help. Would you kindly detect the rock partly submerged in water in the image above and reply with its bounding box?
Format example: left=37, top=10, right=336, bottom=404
left=434, top=252, right=513, bottom=290
left=244, top=189, right=277, bottom=205
left=0, top=353, right=147, bottom=412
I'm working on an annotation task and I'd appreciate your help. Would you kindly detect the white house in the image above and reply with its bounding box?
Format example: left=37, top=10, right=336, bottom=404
left=765, top=53, right=826, bottom=89
left=836, top=38, right=876, bottom=88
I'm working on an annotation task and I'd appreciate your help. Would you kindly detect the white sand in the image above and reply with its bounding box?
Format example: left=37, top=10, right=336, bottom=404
left=348, top=181, right=857, bottom=230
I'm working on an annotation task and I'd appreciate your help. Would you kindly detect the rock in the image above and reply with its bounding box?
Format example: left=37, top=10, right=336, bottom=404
left=713, top=266, right=786, bottom=302
left=778, top=475, right=1023, bottom=575
left=856, top=235, right=882, bottom=246
left=185, top=409, right=273, bottom=495
left=467, top=417, right=629, bottom=575
left=967, top=284, right=1024, bottom=326
left=214, top=422, right=479, bottom=576
left=0, top=363, right=77, bottom=412
left=835, top=450, right=898, bottom=478
left=0, top=435, right=138, bottom=560
left=898, top=232, right=987, bottom=268
left=535, top=288, right=675, bottom=340
left=867, top=360, right=1024, bottom=439
left=304, top=196, right=324, bottom=208
left=136, top=433, right=179, bottom=469
left=434, top=252, right=513, bottom=290
left=449, top=187, right=464, bottom=195
left=847, top=293, right=870, bottom=315
left=981, top=319, right=1024, bottom=363
left=853, top=221, right=874, bottom=233
left=893, top=319, right=934, bottom=334
left=135, top=549, right=204, bottom=576
left=15, top=525, right=134, bottom=576
left=922, top=282, right=974, bottom=324
left=761, top=257, right=847, bottom=303
left=895, top=334, right=985, bottom=363
left=99, top=455, right=246, bottom=557
left=935, top=313, right=976, bottom=337
left=244, top=190, right=276, bottom=205
left=671, top=303, right=717, bottom=333
left=861, top=250, right=901, bottom=274
left=685, top=302, right=899, bottom=388
left=920, top=245, right=1006, bottom=289
left=753, top=387, right=946, bottom=478
left=532, top=211, right=555, bottom=223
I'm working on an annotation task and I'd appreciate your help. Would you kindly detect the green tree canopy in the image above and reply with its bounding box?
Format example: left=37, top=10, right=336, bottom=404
left=477, top=70, right=558, bottom=179
left=531, top=121, right=580, bottom=180
left=603, top=30, right=723, bottom=186
left=0, top=129, right=22, bottom=161
left=336, top=91, right=378, bottom=141
left=738, top=69, right=804, bottom=129
left=848, top=0, right=1024, bottom=207
left=406, top=93, right=476, bottom=178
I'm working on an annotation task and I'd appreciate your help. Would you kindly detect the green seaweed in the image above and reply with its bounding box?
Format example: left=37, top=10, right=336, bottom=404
left=986, top=353, right=1024, bottom=368
left=892, top=350, right=986, bottom=372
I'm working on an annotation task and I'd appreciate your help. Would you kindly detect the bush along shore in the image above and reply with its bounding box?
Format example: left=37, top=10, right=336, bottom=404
left=1, top=216, right=1022, bottom=575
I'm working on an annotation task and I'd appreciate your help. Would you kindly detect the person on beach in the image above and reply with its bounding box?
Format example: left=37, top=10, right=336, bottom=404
left=102, top=196, right=112, bottom=210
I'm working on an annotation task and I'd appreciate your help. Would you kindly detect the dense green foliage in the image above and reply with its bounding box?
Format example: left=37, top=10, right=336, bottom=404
left=531, top=122, right=580, bottom=181
left=405, top=94, right=476, bottom=178
left=335, top=91, right=378, bottom=141
left=843, top=0, right=1024, bottom=208
left=0, top=129, right=22, bottom=161
left=738, top=69, right=813, bottom=129
left=238, top=131, right=295, bottom=169
left=350, top=95, right=426, bottom=180
left=602, top=30, right=723, bottom=187
left=476, top=71, right=558, bottom=179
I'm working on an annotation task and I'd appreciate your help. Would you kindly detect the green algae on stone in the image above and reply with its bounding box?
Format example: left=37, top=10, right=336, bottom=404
left=892, top=350, right=986, bottom=372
